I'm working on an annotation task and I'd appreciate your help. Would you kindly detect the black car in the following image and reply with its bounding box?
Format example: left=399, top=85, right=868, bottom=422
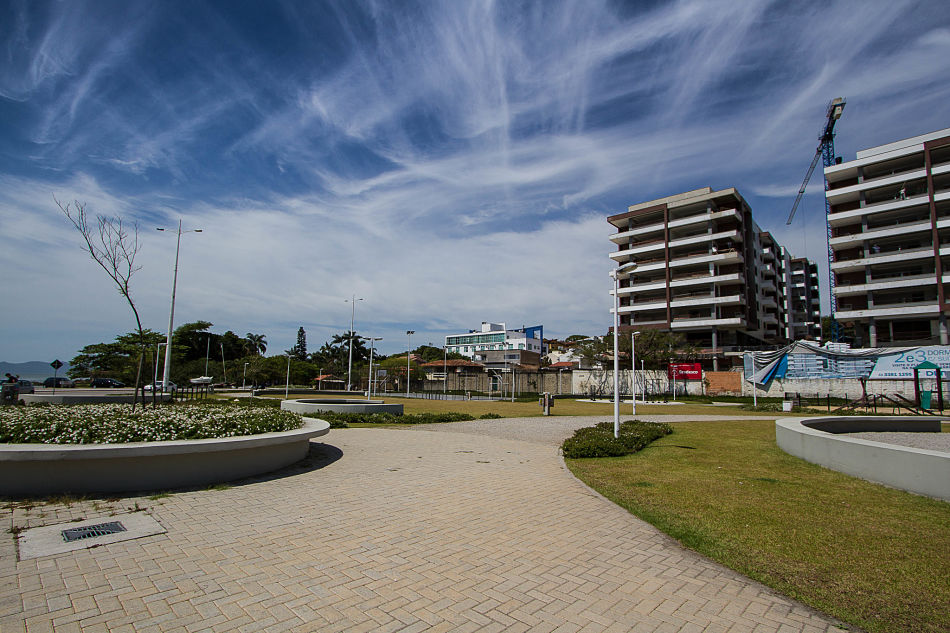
left=43, top=377, right=75, bottom=388
left=90, top=378, right=125, bottom=388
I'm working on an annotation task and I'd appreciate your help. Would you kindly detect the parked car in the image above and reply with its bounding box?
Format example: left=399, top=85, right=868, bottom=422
left=143, top=382, right=177, bottom=392
left=90, top=378, right=125, bottom=388
left=2, top=379, right=34, bottom=394
left=43, top=377, right=74, bottom=388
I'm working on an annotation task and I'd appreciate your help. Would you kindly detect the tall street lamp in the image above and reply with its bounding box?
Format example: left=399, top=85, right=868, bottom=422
left=364, top=337, right=382, bottom=400
left=153, top=342, right=167, bottom=387
left=285, top=354, right=291, bottom=399
left=631, top=331, right=641, bottom=415
left=345, top=295, right=363, bottom=391
left=611, top=261, right=638, bottom=438
left=242, top=362, right=249, bottom=390
left=157, top=220, right=202, bottom=391
left=443, top=345, right=447, bottom=395
left=406, top=330, right=414, bottom=398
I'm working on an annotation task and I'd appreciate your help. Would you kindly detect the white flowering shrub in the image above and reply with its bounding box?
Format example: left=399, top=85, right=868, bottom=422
left=0, top=402, right=303, bottom=444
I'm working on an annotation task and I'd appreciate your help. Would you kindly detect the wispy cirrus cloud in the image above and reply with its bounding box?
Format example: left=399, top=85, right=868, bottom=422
left=1, top=0, right=949, bottom=361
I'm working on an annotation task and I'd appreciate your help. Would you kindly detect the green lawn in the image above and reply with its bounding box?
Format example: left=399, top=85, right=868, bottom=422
left=258, top=393, right=787, bottom=418
left=566, top=419, right=950, bottom=633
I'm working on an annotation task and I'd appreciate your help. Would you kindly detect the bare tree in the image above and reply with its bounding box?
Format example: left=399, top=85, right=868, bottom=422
left=57, top=197, right=148, bottom=409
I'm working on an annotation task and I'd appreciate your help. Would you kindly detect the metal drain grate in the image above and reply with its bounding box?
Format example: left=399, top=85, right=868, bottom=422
left=61, top=521, right=127, bottom=543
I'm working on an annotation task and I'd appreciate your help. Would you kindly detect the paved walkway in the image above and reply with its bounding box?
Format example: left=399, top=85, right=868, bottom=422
left=1, top=417, right=847, bottom=632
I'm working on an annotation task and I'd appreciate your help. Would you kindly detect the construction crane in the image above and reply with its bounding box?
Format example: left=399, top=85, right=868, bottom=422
left=786, top=97, right=846, bottom=340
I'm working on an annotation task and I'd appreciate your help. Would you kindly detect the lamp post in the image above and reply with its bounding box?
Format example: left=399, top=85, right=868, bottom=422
left=153, top=342, right=167, bottom=387
left=345, top=296, right=363, bottom=391
left=204, top=333, right=211, bottom=376
left=611, top=261, right=638, bottom=438
left=443, top=345, right=447, bottom=395
left=157, top=220, right=202, bottom=391
left=220, top=342, right=227, bottom=384
left=631, top=331, right=641, bottom=415
left=406, top=330, right=414, bottom=398
left=364, top=337, right=382, bottom=400
left=242, top=362, right=249, bottom=390
left=284, top=354, right=291, bottom=399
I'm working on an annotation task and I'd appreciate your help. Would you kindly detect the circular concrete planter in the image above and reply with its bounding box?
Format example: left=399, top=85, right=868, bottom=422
left=21, top=393, right=171, bottom=405
left=775, top=416, right=949, bottom=501
left=281, top=398, right=403, bottom=415
left=0, top=417, right=330, bottom=496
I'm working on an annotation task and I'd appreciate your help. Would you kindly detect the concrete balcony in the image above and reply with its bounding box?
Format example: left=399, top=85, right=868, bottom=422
left=670, top=272, right=743, bottom=289
left=830, top=219, right=932, bottom=247
left=608, top=209, right=741, bottom=244
left=835, top=302, right=940, bottom=320
left=825, top=168, right=927, bottom=205
left=834, top=274, right=938, bottom=297
left=670, top=316, right=745, bottom=330
left=670, top=294, right=742, bottom=309
left=830, top=246, right=934, bottom=272
left=828, top=194, right=929, bottom=226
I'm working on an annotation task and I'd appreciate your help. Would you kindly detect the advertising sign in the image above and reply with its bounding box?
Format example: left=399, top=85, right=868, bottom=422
left=869, top=347, right=950, bottom=379
left=668, top=362, right=702, bottom=380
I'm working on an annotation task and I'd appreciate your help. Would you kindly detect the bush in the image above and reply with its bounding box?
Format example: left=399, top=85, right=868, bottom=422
left=479, top=413, right=502, bottom=419
left=562, top=420, right=672, bottom=458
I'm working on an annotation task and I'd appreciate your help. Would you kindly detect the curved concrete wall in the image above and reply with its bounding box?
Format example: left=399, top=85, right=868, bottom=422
left=0, top=418, right=330, bottom=496
left=281, top=399, right=403, bottom=415
left=775, top=417, right=949, bottom=501
left=21, top=394, right=171, bottom=405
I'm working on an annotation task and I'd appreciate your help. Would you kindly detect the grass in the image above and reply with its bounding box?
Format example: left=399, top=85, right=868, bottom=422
left=565, top=419, right=950, bottom=633
left=258, top=393, right=789, bottom=418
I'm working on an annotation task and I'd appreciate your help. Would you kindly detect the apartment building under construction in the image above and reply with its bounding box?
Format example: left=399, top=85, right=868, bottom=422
left=825, top=127, right=950, bottom=346
left=607, top=187, right=819, bottom=368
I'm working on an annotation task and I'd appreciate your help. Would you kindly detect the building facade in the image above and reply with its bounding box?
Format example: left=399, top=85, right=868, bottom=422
left=607, top=187, right=820, bottom=366
left=445, top=322, right=544, bottom=358
left=825, top=127, right=950, bottom=346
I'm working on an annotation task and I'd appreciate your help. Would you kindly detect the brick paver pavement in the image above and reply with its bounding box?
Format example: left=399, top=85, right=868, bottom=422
left=1, top=420, right=848, bottom=632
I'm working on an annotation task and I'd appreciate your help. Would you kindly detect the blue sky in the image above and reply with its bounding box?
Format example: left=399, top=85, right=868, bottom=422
left=2, top=0, right=949, bottom=362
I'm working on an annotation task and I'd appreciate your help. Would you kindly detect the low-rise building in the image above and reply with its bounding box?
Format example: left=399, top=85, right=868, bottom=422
left=445, top=322, right=545, bottom=358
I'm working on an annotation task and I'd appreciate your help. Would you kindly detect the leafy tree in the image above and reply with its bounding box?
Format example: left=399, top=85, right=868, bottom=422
left=172, top=321, right=214, bottom=364
left=411, top=345, right=465, bottom=363
left=68, top=330, right=165, bottom=383
left=574, top=337, right=608, bottom=368
left=565, top=334, right=589, bottom=342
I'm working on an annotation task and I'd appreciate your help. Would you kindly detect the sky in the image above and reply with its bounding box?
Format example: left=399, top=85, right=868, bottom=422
left=2, top=0, right=950, bottom=363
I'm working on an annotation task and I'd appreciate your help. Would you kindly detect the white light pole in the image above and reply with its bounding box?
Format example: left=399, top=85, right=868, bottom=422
left=153, top=342, right=167, bottom=387
left=220, top=342, right=227, bottom=384
left=406, top=330, right=414, bottom=398
left=204, top=333, right=211, bottom=376
left=611, top=261, right=638, bottom=438
left=631, top=331, right=641, bottom=415
left=443, top=345, right=447, bottom=395
left=364, top=337, right=382, bottom=399
left=242, top=362, right=249, bottom=390
left=285, top=354, right=291, bottom=399
left=157, top=220, right=202, bottom=391
left=345, top=296, right=363, bottom=391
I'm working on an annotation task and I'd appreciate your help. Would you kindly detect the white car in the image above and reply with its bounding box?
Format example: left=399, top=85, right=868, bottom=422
left=143, top=382, right=177, bottom=392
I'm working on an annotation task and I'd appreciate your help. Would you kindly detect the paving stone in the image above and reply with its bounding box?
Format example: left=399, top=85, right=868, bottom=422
left=1, top=420, right=849, bottom=632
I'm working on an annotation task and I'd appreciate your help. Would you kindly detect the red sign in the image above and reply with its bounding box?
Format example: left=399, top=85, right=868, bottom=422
left=668, top=362, right=702, bottom=380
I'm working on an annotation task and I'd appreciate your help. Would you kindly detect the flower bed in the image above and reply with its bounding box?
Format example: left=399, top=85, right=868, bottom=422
left=0, top=402, right=327, bottom=495
left=0, top=402, right=302, bottom=444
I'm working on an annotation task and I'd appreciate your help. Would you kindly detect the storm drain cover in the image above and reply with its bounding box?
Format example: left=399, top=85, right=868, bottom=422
left=18, top=513, right=166, bottom=559
left=61, top=521, right=127, bottom=543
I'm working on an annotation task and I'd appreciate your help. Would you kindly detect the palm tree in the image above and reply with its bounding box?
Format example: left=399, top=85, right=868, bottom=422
left=245, top=333, right=267, bottom=356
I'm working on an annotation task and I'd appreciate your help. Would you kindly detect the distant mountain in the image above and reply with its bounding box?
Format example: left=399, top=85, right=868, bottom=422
left=0, top=360, right=71, bottom=381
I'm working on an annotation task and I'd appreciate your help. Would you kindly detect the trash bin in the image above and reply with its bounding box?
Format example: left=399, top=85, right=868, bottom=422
left=921, top=390, right=932, bottom=410
left=782, top=400, right=793, bottom=412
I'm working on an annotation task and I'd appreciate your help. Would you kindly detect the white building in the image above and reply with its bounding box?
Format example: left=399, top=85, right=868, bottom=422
left=445, top=322, right=544, bottom=358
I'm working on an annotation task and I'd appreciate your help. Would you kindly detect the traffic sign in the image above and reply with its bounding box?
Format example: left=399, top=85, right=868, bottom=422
left=50, top=359, right=63, bottom=370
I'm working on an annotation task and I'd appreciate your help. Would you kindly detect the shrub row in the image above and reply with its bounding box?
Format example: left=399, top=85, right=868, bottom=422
left=315, top=411, right=477, bottom=427
left=562, top=420, right=673, bottom=458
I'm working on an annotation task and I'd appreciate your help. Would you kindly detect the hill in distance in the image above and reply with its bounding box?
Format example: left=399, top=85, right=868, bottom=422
left=1, top=360, right=71, bottom=381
